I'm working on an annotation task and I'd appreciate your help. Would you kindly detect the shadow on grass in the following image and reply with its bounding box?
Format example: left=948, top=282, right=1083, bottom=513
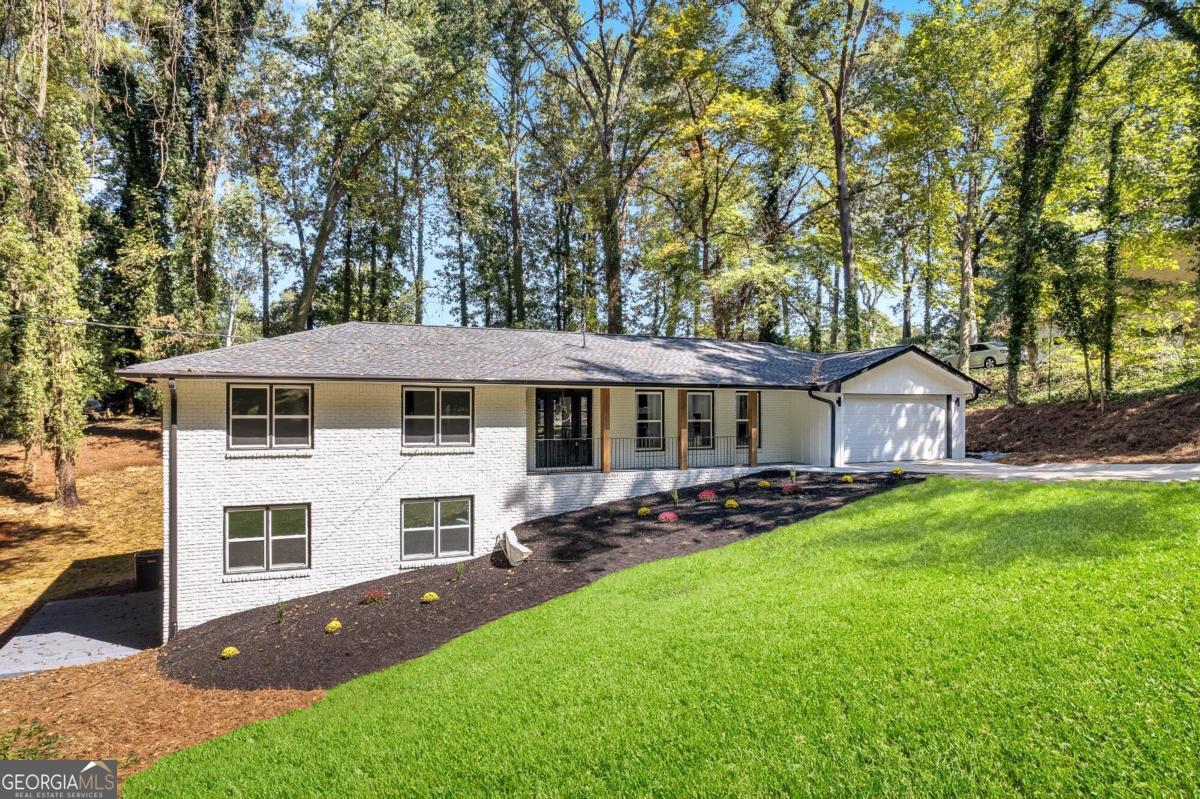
left=796, top=478, right=1190, bottom=571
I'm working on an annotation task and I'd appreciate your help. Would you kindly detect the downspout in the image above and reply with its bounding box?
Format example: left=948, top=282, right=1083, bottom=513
left=807, top=389, right=837, bottom=468
left=167, top=378, right=179, bottom=641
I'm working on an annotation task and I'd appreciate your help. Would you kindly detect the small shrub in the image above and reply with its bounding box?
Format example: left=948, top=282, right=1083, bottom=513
left=607, top=505, right=617, bottom=523
left=360, top=588, right=385, bottom=605
left=789, top=468, right=797, bottom=482
left=670, top=489, right=680, bottom=507
left=421, top=591, right=440, bottom=604
left=0, top=720, right=60, bottom=760
left=724, top=498, right=739, bottom=510
left=757, top=479, right=771, bottom=489
left=782, top=483, right=800, bottom=496
left=732, top=477, right=742, bottom=492
left=220, top=646, right=240, bottom=660
left=454, top=562, right=466, bottom=581
left=698, top=489, right=718, bottom=502
left=891, top=466, right=904, bottom=477
left=325, top=619, right=342, bottom=635
left=841, top=474, right=854, bottom=483
left=657, top=510, right=679, bottom=523
left=275, top=600, right=284, bottom=625
left=637, top=506, right=652, bottom=518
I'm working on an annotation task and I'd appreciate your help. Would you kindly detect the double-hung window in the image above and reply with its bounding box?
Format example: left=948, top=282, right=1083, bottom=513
left=403, top=387, right=473, bottom=446
left=686, top=391, right=714, bottom=449
left=228, top=384, right=312, bottom=449
left=225, top=505, right=310, bottom=573
left=736, top=391, right=763, bottom=449
left=635, top=390, right=664, bottom=451
left=401, top=497, right=472, bottom=560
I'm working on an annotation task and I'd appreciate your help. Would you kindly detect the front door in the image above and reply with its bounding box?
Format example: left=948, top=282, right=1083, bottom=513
left=535, top=389, right=593, bottom=468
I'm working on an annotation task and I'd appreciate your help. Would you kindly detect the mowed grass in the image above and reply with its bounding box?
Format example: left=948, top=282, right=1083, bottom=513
left=126, top=478, right=1200, bottom=797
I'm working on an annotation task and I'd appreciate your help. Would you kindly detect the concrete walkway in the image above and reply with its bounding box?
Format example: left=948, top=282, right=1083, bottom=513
left=0, top=592, right=161, bottom=679
left=840, top=459, right=1200, bottom=482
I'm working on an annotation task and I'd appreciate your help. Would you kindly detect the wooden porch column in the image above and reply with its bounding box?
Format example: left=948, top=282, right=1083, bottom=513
left=677, top=389, right=688, bottom=470
left=600, top=388, right=612, bottom=473
left=748, top=390, right=759, bottom=467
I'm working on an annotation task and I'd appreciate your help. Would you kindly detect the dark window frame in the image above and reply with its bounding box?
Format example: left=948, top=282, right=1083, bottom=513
left=401, top=386, right=475, bottom=447
left=634, top=389, right=665, bottom=452
left=226, top=383, right=314, bottom=450
left=736, top=390, right=764, bottom=449
left=401, top=495, right=475, bottom=561
left=686, top=390, right=715, bottom=451
left=223, top=503, right=311, bottom=574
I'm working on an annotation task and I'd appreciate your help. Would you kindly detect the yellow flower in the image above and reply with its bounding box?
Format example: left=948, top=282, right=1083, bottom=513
left=325, top=618, right=342, bottom=635
left=891, top=466, right=904, bottom=476
left=757, top=480, right=770, bottom=488
left=841, top=474, right=854, bottom=483
left=220, top=646, right=239, bottom=660
left=724, top=498, right=739, bottom=510
left=421, top=591, right=440, bottom=604
left=637, top=506, right=652, bottom=518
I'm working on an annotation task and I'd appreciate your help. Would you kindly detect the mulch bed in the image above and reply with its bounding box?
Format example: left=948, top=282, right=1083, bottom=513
left=160, top=470, right=915, bottom=691
left=968, top=392, right=1200, bottom=463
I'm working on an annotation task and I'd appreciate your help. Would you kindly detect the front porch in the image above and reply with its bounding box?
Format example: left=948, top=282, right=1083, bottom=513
left=527, top=386, right=793, bottom=474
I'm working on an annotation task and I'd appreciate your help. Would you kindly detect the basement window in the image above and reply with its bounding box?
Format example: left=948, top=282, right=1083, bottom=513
left=402, top=497, right=473, bottom=560
left=225, top=505, right=310, bottom=573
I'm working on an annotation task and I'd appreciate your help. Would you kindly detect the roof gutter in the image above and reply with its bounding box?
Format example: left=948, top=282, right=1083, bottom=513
left=166, top=378, right=178, bottom=641
left=807, top=389, right=837, bottom=468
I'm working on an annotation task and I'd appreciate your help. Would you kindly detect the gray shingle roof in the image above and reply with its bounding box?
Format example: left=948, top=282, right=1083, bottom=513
left=116, top=322, right=985, bottom=391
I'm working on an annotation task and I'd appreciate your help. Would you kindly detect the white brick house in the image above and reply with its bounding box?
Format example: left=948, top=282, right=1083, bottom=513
left=118, top=322, right=986, bottom=639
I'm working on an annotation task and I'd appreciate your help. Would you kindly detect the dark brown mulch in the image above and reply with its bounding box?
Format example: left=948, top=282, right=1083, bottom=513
left=160, top=470, right=914, bottom=691
left=968, top=392, right=1200, bottom=463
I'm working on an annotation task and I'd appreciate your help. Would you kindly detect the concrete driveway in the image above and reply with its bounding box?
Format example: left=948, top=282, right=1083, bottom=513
left=842, top=459, right=1200, bottom=482
left=0, top=592, right=161, bottom=679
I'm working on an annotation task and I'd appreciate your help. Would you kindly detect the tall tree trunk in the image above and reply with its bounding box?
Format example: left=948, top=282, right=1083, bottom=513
left=341, top=199, right=353, bottom=323
left=415, top=189, right=425, bottom=324
left=1099, top=117, right=1124, bottom=393
left=55, top=448, right=80, bottom=508
left=510, top=160, right=524, bottom=326
left=956, top=170, right=980, bottom=371
left=832, top=114, right=860, bottom=349
left=830, top=261, right=841, bottom=348
left=369, top=225, right=379, bottom=320
left=601, top=189, right=623, bottom=333
left=455, top=206, right=468, bottom=326
left=260, top=194, right=270, bottom=338
left=901, top=239, right=913, bottom=340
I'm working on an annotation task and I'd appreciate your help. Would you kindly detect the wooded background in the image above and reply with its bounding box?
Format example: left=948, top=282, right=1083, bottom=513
left=1, top=0, right=1197, bottom=502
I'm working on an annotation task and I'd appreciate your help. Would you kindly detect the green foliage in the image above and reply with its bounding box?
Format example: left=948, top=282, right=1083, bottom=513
left=0, top=720, right=60, bottom=760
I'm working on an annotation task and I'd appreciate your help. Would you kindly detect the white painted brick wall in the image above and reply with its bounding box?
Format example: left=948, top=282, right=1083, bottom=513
left=161, top=381, right=819, bottom=637
left=160, top=377, right=961, bottom=636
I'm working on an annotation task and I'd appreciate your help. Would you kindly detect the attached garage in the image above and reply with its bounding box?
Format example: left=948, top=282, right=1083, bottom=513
left=819, top=348, right=988, bottom=465
left=842, top=395, right=947, bottom=462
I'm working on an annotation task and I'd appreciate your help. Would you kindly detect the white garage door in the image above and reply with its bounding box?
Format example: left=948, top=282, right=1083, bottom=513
left=843, top=395, right=947, bottom=463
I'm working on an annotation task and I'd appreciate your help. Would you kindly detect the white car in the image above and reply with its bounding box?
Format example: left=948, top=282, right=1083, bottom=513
left=968, top=341, right=1009, bottom=369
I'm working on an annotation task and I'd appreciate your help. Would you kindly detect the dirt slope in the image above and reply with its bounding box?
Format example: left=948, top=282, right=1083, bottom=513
left=968, top=393, right=1200, bottom=464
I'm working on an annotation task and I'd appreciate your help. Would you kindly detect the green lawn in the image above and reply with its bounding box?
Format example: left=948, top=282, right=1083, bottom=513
left=126, top=478, right=1200, bottom=797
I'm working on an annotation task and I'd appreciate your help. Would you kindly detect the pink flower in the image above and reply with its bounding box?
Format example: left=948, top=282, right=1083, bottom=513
left=782, top=483, right=800, bottom=496
left=657, top=511, right=679, bottom=523
left=698, top=489, right=718, bottom=501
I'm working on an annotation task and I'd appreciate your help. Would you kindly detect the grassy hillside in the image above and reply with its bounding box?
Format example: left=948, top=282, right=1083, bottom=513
left=126, top=478, right=1200, bottom=797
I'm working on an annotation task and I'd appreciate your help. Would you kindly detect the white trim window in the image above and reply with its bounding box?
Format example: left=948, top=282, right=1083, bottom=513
left=736, top=391, right=763, bottom=449
left=401, top=497, right=473, bottom=560
left=403, top=387, right=473, bottom=446
left=225, top=505, right=310, bottom=573
left=635, top=390, right=664, bottom=451
left=228, top=384, right=312, bottom=449
left=686, top=391, right=714, bottom=450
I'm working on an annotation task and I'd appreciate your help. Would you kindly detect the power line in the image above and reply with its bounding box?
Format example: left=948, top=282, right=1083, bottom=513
left=4, top=313, right=256, bottom=343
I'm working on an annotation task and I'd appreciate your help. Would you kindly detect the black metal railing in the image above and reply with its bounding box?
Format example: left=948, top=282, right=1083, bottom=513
left=532, top=435, right=753, bottom=472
